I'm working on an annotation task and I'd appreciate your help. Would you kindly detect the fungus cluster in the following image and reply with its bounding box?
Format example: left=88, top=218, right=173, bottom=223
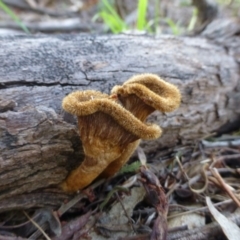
left=61, top=74, right=181, bottom=193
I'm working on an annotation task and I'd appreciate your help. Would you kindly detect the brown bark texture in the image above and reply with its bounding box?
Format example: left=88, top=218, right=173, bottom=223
left=0, top=19, right=240, bottom=208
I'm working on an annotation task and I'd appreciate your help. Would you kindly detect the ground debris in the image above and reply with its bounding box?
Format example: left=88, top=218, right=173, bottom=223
left=1, top=133, right=240, bottom=239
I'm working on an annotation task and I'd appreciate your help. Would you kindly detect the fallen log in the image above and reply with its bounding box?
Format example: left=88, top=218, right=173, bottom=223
left=0, top=21, right=240, bottom=206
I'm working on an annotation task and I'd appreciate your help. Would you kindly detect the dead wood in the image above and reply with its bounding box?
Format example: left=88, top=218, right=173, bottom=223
left=0, top=18, right=240, bottom=206
left=2, top=0, right=77, bottom=17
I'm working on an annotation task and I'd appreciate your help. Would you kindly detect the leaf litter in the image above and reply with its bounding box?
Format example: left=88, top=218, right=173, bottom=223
left=1, top=134, right=240, bottom=239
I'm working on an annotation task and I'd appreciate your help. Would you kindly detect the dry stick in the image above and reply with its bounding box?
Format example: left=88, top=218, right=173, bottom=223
left=211, top=167, right=240, bottom=207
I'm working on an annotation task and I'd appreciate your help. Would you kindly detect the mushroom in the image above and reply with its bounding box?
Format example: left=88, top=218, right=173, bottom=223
left=100, top=73, right=181, bottom=178
left=61, top=74, right=181, bottom=192
left=61, top=90, right=161, bottom=192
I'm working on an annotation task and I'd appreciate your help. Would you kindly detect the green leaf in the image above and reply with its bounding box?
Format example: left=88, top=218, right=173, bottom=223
left=0, top=0, right=30, bottom=33
left=119, top=161, right=141, bottom=174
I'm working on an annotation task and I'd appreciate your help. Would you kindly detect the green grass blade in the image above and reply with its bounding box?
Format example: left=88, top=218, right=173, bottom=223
left=137, top=0, right=148, bottom=30
left=101, top=0, right=127, bottom=29
left=0, top=0, right=30, bottom=33
left=165, top=18, right=181, bottom=35
left=99, top=11, right=122, bottom=33
left=187, top=7, right=198, bottom=31
left=154, top=0, right=160, bottom=33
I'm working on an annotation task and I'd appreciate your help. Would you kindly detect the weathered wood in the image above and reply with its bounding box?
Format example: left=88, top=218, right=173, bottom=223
left=0, top=24, right=240, bottom=206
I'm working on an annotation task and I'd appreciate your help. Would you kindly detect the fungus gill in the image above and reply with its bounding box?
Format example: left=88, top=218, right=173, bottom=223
left=101, top=74, right=181, bottom=178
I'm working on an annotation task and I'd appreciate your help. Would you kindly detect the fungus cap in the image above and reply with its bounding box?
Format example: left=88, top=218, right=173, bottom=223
left=111, top=73, right=181, bottom=115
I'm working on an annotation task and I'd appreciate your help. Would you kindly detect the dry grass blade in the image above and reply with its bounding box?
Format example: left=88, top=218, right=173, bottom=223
left=121, top=175, right=138, bottom=188
left=188, top=163, right=209, bottom=194
left=210, top=168, right=240, bottom=207
left=206, top=196, right=240, bottom=240
left=23, top=211, right=51, bottom=240
left=25, top=0, right=37, bottom=8
left=168, top=198, right=234, bottom=220
left=57, top=193, right=86, bottom=217
left=175, top=156, right=189, bottom=181
left=58, top=179, right=105, bottom=216
left=137, top=146, right=147, bottom=166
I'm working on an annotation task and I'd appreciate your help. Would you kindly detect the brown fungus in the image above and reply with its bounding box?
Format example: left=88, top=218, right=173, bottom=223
left=101, top=74, right=181, bottom=178
left=61, top=90, right=161, bottom=192
left=61, top=74, right=181, bottom=192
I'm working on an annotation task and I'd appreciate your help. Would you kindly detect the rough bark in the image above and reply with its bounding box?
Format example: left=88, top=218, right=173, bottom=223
left=0, top=19, right=240, bottom=207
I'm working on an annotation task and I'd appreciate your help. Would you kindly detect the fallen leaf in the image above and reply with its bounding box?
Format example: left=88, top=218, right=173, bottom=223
left=206, top=196, right=240, bottom=240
